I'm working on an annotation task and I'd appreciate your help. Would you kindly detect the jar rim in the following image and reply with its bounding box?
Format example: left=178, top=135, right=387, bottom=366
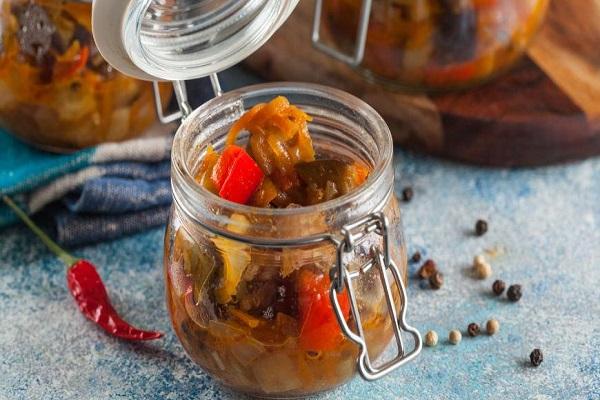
left=119, top=0, right=298, bottom=80
left=171, top=82, right=393, bottom=222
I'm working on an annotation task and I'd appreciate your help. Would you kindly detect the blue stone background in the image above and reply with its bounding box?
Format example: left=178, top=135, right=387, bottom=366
left=0, top=69, right=599, bottom=399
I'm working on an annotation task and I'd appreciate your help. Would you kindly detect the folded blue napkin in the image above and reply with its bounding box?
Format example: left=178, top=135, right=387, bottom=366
left=0, top=130, right=173, bottom=246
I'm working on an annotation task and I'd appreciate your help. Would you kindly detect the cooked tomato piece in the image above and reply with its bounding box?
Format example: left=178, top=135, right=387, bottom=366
left=297, top=269, right=351, bottom=352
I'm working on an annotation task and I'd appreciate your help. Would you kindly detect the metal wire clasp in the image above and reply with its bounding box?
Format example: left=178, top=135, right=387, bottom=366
left=329, top=211, right=422, bottom=381
left=176, top=186, right=421, bottom=378
left=311, top=0, right=372, bottom=66
left=153, top=73, right=223, bottom=123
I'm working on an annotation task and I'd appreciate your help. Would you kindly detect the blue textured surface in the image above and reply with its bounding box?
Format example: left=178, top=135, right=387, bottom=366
left=1, top=149, right=598, bottom=399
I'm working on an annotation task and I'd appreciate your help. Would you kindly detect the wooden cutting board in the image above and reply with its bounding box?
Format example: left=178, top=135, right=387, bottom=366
left=244, top=0, right=600, bottom=167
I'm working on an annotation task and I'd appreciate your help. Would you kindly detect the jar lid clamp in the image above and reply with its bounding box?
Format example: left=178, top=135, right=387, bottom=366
left=330, top=210, right=422, bottom=380
left=312, top=0, right=373, bottom=66
left=179, top=182, right=423, bottom=380
left=92, top=0, right=299, bottom=120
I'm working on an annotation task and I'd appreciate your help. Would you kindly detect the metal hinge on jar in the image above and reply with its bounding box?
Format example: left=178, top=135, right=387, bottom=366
left=329, top=211, right=422, bottom=381
left=188, top=196, right=423, bottom=381
left=153, top=74, right=224, bottom=123
left=311, top=0, right=372, bottom=66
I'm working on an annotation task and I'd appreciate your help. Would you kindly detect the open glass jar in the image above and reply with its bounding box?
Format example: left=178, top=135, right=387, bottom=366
left=91, top=1, right=421, bottom=396
left=0, top=0, right=170, bottom=151
left=164, top=83, right=419, bottom=397
left=313, top=0, right=549, bottom=91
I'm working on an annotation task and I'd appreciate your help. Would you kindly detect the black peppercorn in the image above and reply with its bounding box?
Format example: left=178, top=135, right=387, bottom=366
left=507, top=284, right=522, bottom=302
left=475, top=219, right=488, bottom=236
left=467, top=322, right=480, bottom=337
left=411, top=251, right=422, bottom=263
left=429, top=272, right=444, bottom=290
left=492, top=279, right=506, bottom=296
left=418, top=259, right=437, bottom=280
left=530, top=349, right=543, bottom=367
left=402, top=187, right=414, bottom=202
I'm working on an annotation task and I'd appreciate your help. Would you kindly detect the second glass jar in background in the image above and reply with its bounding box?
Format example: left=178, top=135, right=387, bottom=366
left=164, top=83, right=409, bottom=397
left=0, top=0, right=171, bottom=151
left=321, top=0, right=549, bottom=91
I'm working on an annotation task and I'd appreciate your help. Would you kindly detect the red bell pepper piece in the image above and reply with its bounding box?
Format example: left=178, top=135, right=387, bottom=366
left=54, top=46, right=90, bottom=81
left=424, top=61, right=478, bottom=86
left=297, top=269, right=351, bottom=352
left=211, top=145, right=243, bottom=189
left=211, top=145, right=264, bottom=204
left=2, top=196, right=162, bottom=341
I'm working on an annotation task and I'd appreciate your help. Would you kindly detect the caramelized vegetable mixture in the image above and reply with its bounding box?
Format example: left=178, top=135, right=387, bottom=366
left=167, top=97, right=401, bottom=396
left=324, top=0, right=548, bottom=89
left=197, top=96, right=369, bottom=207
left=0, top=0, right=170, bottom=150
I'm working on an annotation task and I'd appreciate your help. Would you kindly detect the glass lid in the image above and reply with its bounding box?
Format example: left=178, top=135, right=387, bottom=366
left=92, top=0, right=298, bottom=81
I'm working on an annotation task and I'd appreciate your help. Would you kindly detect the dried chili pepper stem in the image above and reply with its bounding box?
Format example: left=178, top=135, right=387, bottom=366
left=3, top=196, right=77, bottom=266
left=2, top=195, right=163, bottom=341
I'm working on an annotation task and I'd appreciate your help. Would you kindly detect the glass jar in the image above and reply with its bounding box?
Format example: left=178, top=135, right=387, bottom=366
left=163, top=83, right=419, bottom=397
left=0, top=0, right=171, bottom=151
left=317, top=0, right=549, bottom=91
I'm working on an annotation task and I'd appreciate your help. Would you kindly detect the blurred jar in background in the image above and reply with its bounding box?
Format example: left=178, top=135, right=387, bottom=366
left=323, top=0, right=549, bottom=91
left=0, top=0, right=171, bottom=152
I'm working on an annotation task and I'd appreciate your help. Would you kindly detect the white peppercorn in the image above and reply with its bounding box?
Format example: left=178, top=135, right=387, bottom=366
left=473, top=254, right=492, bottom=279
left=486, top=319, right=500, bottom=335
left=425, top=330, right=438, bottom=347
left=449, top=330, right=462, bottom=345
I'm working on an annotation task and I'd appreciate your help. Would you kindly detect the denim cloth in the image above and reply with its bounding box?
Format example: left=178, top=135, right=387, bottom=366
left=54, top=205, right=171, bottom=246
left=0, top=131, right=174, bottom=246
left=63, top=162, right=171, bottom=213
left=53, top=162, right=173, bottom=246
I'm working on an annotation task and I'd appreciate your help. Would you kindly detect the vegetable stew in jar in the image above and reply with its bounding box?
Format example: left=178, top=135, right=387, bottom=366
left=164, top=83, right=420, bottom=397
left=0, top=0, right=171, bottom=151
left=320, top=0, right=549, bottom=91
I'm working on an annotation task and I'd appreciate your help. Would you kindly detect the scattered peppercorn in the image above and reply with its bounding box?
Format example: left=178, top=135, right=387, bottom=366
left=475, top=219, right=488, bottom=236
left=411, top=251, right=422, bottom=263
left=425, top=330, right=438, bottom=347
left=486, top=319, right=499, bottom=335
left=530, top=349, right=543, bottom=367
left=492, top=279, right=506, bottom=296
left=473, top=254, right=492, bottom=279
left=418, top=259, right=437, bottom=280
left=429, top=272, right=444, bottom=290
left=449, top=330, right=462, bottom=345
left=401, top=187, right=414, bottom=202
left=507, top=284, right=523, bottom=302
left=467, top=322, right=480, bottom=337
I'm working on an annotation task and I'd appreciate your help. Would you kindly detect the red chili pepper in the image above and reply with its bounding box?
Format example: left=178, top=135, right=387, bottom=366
left=211, top=145, right=264, bottom=204
left=2, top=196, right=163, bottom=341
left=297, top=269, right=351, bottom=352
left=67, top=260, right=162, bottom=340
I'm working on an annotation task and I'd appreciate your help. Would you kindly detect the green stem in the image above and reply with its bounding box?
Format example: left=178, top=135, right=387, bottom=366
left=2, top=195, right=77, bottom=267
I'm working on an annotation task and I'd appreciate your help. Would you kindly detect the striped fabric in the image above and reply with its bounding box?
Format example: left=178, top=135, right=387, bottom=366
left=0, top=129, right=174, bottom=246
